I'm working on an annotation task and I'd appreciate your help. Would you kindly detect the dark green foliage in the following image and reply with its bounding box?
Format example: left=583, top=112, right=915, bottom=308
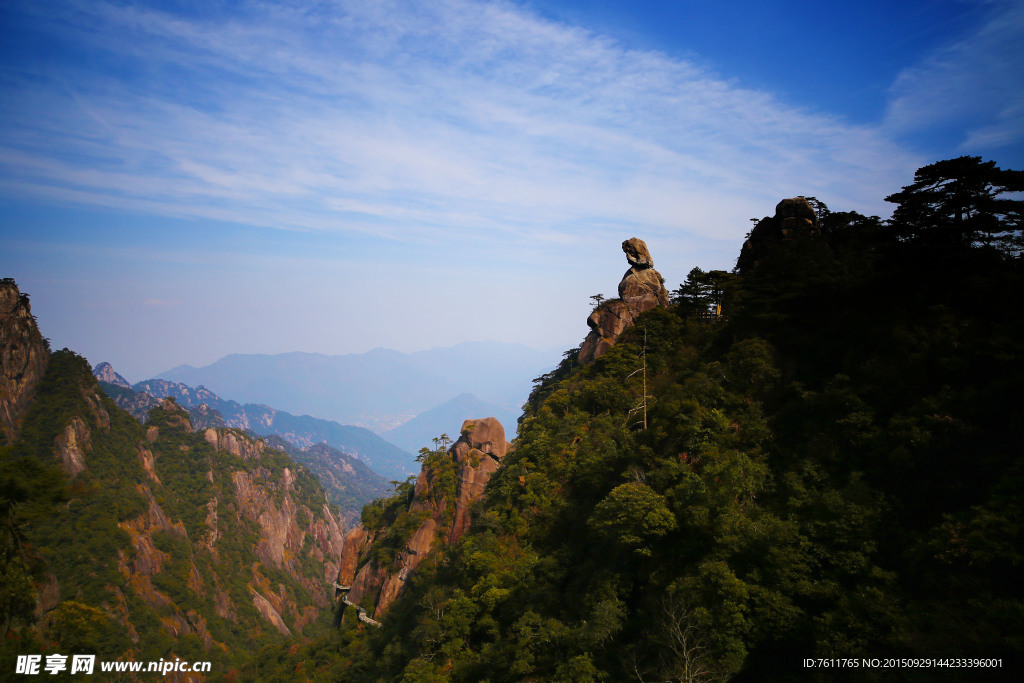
left=885, top=155, right=1024, bottom=252
left=671, top=267, right=740, bottom=316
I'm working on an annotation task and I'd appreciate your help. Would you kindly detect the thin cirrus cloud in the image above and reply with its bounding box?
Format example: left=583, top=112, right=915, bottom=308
left=0, top=0, right=924, bottom=259
left=883, top=0, right=1024, bottom=159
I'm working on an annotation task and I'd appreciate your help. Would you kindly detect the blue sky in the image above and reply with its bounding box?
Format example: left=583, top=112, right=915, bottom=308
left=2, top=0, right=1021, bottom=382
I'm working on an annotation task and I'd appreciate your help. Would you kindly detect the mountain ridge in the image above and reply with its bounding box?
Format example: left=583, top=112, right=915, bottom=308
left=93, top=365, right=416, bottom=483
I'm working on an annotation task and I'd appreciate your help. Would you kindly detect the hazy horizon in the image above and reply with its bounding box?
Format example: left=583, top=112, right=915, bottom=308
left=142, top=339, right=565, bottom=387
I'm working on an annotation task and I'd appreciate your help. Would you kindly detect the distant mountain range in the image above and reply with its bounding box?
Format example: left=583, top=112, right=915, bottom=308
left=151, top=341, right=561, bottom=434
left=93, top=362, right=415, bottom=482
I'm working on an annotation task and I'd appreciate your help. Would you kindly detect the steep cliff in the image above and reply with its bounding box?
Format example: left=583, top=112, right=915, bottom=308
left=579, top=238, right=669, bottom=363
left=0, top=286, right=348, bottom=670
left=0, top=279, right=49, bottom=445
left=335, top=417, right=512, bottom=619
left=263, top=437, right=391, bottom=528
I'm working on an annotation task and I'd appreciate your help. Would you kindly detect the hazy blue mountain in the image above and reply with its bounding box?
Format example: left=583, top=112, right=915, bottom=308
left=382, top=392, right=520, bottom=455
left=154, top=341, right=561, bottom=433
left=95, top=369, right=416, bottom=481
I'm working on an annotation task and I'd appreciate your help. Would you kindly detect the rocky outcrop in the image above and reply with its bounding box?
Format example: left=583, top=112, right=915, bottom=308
left=448, top=417, right=507, bottom=542
left=579, top=238, right=669, bottom=363
left=735, top=196, right=820, bottom=273
left=337, top=417, right=512, bottom=619
left=55, top=416, right=91, bottom=477
left=204, top=427, right=264, bottom=460
left=336, top=525, right=370, bottom=587
left=252, top=590, right=292, bottom=636
left=0, top=279, right=49, bottom=445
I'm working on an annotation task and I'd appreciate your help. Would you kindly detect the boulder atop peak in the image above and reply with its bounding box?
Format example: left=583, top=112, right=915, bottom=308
left=775, top=197, right=818, bottom=230
left=459, top=416, right=512, bottom=459
left=736, top=196, right=821, bottom=273
left=579, top=238, right=669, bottom=364
left=622, top=237, right=654, bottom=268
left=337, top=416, right=513, bottom=619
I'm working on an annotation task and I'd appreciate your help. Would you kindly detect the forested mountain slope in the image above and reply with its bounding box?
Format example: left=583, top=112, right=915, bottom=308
left=0, top=284, right=348, bottom=675
left=264, top=157, right=1023, bottom=681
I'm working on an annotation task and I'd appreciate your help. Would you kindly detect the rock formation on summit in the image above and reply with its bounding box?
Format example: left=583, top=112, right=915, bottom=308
left=735, top=196, right=820, bottom=273
left=336, top=417, right=512, bottom=619
left=579, top=238, right=669, bottom=364
left=1, top=279, right=50, bottom=445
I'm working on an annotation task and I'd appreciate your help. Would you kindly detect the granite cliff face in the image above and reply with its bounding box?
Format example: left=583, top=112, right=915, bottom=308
left=1, top=279, right=49, bottom=445
left=735, top=196, right=820, bottom=273
left=579, top=238, right=670, bottom=363
left=336, top=417, right=512, bottom=619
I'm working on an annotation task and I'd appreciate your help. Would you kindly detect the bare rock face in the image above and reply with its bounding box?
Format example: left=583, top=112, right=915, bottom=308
left=55, top=416, right=91, bottom=477
left=736, top=196, right=820, bottom=273
left=190, top=403, right=226, bottom=430
left=204, top=427, right=264, bottom=460
left=252, top=591, right=292, bottom=636
left=776, top=197, right=819, bottom=236
left=579, top=238, right=669, bottom=364
left=619, top=266, right=670, bottom=308
left=201, top=428, right=346, bottom=618
left=336, top=526, right=370, bottom=587
left=338, top=417, right=512, bottom=619
left=0, top=279, right=49, bottom=445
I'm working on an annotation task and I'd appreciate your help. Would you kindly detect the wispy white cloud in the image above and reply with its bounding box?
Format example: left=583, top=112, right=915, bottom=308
left=1, top=0, right=921, bottom=260
left=883, top=0, right=1024, bottom=159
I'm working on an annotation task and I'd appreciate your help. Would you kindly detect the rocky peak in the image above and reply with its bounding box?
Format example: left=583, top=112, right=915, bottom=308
left=0, top=278, right=50, bottom=445
left=736, top=196, right=821, bottom=273
left=93, top=361, right=132, bottom=389
left=336, top=416, right=512, bottom=619
left=579, top=238, right=669, bottom=364
left=457, top=416, right=511, bottom=459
